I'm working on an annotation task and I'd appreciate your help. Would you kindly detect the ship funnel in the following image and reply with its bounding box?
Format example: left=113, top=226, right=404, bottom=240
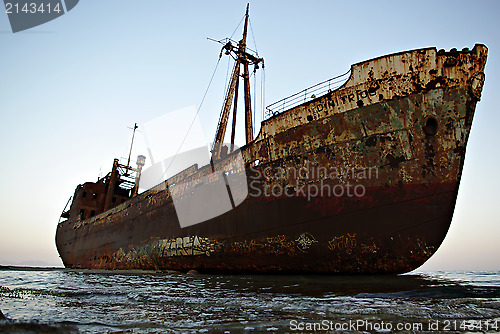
left=132, top=155, right=146, bottom=196
left=137, top=155, right=146, bottom=167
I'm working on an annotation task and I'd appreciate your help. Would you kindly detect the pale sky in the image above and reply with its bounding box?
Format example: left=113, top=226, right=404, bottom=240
left=0, top=0, right=499, bottom=271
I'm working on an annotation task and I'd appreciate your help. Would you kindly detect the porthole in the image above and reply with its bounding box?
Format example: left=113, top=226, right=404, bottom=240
left=423, top=117, right=438, bottom=136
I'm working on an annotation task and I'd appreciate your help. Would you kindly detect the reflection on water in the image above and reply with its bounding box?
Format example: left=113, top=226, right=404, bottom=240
left=0, top=268, right=499, bottom=333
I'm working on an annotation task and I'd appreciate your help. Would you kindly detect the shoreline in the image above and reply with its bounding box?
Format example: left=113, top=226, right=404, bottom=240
left=0, top=265, right=180, bottom=274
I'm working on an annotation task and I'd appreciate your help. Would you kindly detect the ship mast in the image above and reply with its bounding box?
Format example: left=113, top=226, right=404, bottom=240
left=126, top=123, right=138, bottom=172
left=241, top=5, right=253, bottom=146
left=212, top=4, right=263, bottom=160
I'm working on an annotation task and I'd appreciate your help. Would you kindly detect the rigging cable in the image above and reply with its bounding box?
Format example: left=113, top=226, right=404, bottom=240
left=253, top=70, right=256, bottom=135
left=249, top=16, right=261, bottom=135
left=229, top=15, right=245, bottom=40
left=159, top=56, right=222, bottom=182
left=162, top=12, right=256, bottom=181
left=249, top=17, right=258, bottom=55
left=261, top=67, right=266, bottom=121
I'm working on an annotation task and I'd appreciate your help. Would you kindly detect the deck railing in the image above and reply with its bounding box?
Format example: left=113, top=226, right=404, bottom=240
left=264, top=70, right=351, bottom=119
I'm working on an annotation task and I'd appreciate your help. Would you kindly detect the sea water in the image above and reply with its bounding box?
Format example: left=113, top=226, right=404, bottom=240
left=0, top=268, right=499, bottom=333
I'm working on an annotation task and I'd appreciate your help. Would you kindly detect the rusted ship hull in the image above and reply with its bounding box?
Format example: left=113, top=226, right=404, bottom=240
left=56, top=44, right=487, bottom=274
left=57, top=183, right=456, bottom=273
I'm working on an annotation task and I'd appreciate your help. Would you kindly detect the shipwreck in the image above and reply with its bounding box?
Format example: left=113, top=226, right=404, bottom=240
left=56, top=5, right=487, bottom=274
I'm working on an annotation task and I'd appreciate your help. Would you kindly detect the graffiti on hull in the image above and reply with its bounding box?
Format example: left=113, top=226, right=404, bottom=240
left=328, top=234, right=357, bottom=254
left=159, top=236, right=212, bottom=257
